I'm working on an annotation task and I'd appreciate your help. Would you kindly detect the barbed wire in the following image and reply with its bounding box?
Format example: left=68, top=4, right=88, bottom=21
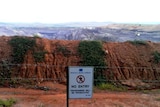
left=0, top=77, right=160, bottom=83
left=0, top=78, right=64, bottom=81
left=0, top=63, right=160, bottom=69
left=0, top=64, right=160, bottom=82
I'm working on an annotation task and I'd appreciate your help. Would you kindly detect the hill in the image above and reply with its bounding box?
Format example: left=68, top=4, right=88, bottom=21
left=1, top=23, right=160, bottom=42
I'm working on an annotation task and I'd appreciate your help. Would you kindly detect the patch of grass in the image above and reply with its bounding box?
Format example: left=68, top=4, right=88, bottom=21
left=0, top=98, right=16, bottom=107
left=139, top=90, right=151, bottom=94
left=140, top=89, right=160, bottom=94
left=97, top=83, right=127, bottom=91
left=0, top=59, right=12, bottom=86
left=113, top=104, right=124, bottom=107
left=153, top=51, right=160, bottom=64
left=33, top=51, right=47, bottom=62
left=129, top=40, right=147, bottom=45
left=155, top=98, right=160, bottom=101
left=38, top=103, right=45, bottom=107
left=55, top=43, right=71, bottom=56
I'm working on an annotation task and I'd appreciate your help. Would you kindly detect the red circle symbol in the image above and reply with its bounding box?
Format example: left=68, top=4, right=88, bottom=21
left=76, top=75, right=85, bottom=84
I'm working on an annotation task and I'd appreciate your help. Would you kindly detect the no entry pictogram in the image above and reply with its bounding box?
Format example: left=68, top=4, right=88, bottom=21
left=76, top=75, right=85, bottom=83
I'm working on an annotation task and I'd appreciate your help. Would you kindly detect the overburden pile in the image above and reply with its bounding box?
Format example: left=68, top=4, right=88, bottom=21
left=0, top=36, right=160, bottom=88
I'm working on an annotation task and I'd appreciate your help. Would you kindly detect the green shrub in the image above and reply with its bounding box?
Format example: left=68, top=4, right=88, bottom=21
left=129, top=40, right=147, bottom=45
left=0, top=98, right=16, bottom=107
left=33, top=51, right=47, bottom=62
left=155, top=97, right=160, bottom=101
left=0, top=60, right=12, bottom=86
left=97, top=83, right=127, bottom=91
left=153, top=51, right=160, bottom=64
left=78, top=41, right=107, bottom=85
left=78, top=41, right=106, bottom=66
left=9, top=36, right=47, bottom=63
left=9, top=36, right=36, bottom=63
left=55, top=43, right=71, bottom=56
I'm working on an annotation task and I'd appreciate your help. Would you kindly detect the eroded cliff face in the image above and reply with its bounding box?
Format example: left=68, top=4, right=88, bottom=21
left=0, top=36, right=160, bottom=85
left=103, top=42, right=160, bottom=82
left=20, top=38, right=81, bottom=83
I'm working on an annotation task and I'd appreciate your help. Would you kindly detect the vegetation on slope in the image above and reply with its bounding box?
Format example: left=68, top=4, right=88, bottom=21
left=0, top=37, right=47, bottom=86
left=0, top=59, right=12, bottom=86
left=55, top=42, right=71, bottom=57
left=9, top=36, right=47, bottom=63
left=0, top=98, right=16, bottom=107
left=78, top=41, right=107, bottom=85
left=153, top=51, right=160, bottom=64
left=128, top=40, right=147, bottom=45
left=9, top=36, right=36, bottom=63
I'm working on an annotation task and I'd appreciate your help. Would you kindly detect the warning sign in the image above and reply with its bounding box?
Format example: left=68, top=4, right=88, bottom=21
left=68, top=66, right=94, bottom=99
left=76, top=75, right=85, bottom=83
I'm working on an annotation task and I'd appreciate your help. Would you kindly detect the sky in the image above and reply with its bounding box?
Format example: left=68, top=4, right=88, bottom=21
left=0, top=0, right=160, bottom=24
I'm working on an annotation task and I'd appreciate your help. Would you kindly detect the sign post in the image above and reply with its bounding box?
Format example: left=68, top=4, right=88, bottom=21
left=68, top=66, right=94, bottom=100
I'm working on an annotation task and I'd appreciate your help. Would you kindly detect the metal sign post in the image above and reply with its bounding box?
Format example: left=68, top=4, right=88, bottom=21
left=67, top=67, right=69, bottom=107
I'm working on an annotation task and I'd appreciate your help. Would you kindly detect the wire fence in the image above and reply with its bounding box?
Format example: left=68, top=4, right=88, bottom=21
left=0, top=63, right=160, bottom=97
left=0, top=63, right=160, bottom=82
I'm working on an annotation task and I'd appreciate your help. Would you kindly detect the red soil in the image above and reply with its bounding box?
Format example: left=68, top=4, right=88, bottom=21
left=0, top=82, right=160, bottom=107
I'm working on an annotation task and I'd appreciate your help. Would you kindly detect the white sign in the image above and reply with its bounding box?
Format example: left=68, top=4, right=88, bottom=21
left=68, top=66, right=94, bottom=99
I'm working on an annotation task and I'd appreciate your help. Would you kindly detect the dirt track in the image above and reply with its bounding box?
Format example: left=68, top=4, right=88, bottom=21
left=0, top=83, right=160, bottom=107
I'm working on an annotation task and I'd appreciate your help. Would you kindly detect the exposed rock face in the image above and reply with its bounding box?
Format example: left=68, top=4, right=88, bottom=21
left=0, top=36, right=12, bottom=60
left=103, top=42, right=160, bottom=83
left=1, top=36, right=160, bottom=87
left=18, top=38, right=81, bottom=83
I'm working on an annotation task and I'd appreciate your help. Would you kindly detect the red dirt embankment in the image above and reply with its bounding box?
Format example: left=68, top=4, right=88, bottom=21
left=0, top=36, right=160, bottom=87
left=104, top=42, right=160, bottom=81
left=20, top=38, right=81, bottom=83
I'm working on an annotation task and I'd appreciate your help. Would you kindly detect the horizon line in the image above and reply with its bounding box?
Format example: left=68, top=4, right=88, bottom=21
left=0, top=21, right=160, bottom=25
